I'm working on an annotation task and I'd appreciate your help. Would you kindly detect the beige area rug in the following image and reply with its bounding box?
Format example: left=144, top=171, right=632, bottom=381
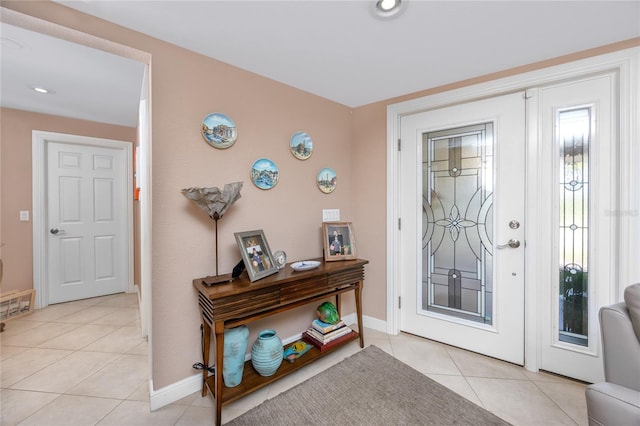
left=226, top=345, right=510, bottom=425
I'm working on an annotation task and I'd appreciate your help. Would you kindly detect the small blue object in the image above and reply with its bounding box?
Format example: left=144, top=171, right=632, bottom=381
left=283, top=340, right=312, bottom=363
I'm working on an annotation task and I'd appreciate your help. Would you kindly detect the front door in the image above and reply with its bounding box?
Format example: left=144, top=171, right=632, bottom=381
left=399, top=92, right=525, bottom=364
left=47, top=139, right=129, bottom=304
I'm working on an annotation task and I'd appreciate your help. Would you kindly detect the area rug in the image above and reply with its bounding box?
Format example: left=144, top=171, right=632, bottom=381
left=226, top=345, right=510, bottom=425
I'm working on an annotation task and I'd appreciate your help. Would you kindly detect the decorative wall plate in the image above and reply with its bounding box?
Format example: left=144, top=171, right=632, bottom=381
left=201, top=113, right=237, bottom=149
left=251, top=158, right=279, bottom=190
left=317, top=167, right=336, bottom=194
left=290, top=131, right=313, bottom=160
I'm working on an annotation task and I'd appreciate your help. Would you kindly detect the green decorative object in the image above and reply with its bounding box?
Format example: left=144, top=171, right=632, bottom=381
left=317, top=301, right=340, bottom=324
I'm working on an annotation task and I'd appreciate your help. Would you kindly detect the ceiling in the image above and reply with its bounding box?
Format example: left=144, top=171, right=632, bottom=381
left=0, top=22, right=145, bottom=127
left=2, top=1, right=639, bottom=127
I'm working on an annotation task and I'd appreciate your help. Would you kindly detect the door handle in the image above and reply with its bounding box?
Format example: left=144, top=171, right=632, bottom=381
left=496, top=239, right=520, bottom=249
left=50, top=228, right=65, bottom=235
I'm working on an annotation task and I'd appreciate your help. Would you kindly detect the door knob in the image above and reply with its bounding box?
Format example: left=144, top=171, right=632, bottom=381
left=50, top=228, right=65, bottom=235
left=496, top=239, right=520, bottom=249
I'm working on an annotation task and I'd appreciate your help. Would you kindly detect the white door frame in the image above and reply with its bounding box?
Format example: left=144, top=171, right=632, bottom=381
left=387, top=47, right=639, bottom=373
left=32, top=131, right=134, bottom=309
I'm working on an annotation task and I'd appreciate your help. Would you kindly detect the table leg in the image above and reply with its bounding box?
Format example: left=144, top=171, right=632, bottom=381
left=214, top=322, right=225, bottom=426
left=355, top=280, right=364, bottom=348
left=201, top=320, right=211, bottom=397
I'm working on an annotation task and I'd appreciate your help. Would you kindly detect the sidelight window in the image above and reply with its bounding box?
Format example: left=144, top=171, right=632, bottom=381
left=557, top=107, right=591, bottom=346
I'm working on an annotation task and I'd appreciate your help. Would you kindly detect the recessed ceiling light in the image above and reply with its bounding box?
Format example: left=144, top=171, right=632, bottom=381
left=373, top=0, right=405, bottom=19
left=30, top=86, right=55, bottom=94
left=377, top=0, right=400, bottom=12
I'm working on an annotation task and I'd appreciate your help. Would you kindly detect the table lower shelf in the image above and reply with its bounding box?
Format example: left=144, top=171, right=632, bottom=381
left=205, top=331, right=360, bottom=405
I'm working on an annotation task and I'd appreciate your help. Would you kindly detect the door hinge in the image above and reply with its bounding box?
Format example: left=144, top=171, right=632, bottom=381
left=524, top=90, right=534, bottom=99
left=398, top=296, right=401, bottom=309
left=398, top=218, right=401, bottom=230
left=397, top=138, right=401, bottom=151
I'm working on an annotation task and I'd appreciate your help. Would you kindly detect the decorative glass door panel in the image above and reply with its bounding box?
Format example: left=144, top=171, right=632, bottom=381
left=422, top=123, right=494, bottom=324
left=400, top=91, right=525, bottom=365
left=558, top=107, right=591, bottom=347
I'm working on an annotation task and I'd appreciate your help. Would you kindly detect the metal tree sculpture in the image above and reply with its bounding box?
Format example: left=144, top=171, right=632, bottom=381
left=181, top=182, right=243, bottom=283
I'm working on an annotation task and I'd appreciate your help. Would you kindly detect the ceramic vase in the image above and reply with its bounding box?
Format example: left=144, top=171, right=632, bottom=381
left=251, top=329, right=283, bottom=377
left=223, top=325, right=249, bottom=387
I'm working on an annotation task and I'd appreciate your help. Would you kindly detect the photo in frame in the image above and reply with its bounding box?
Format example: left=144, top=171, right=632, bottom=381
left=234, top=230, right=278, bottom=281
left=322, top=222, right=356, bottom=261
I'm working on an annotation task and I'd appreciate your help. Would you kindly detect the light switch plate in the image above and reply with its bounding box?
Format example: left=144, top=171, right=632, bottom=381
left=19, top=211, right=29, bottom=221
left=322, top=209, right=340, bottom=222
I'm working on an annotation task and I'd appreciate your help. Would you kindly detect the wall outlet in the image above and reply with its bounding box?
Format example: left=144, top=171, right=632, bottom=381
left=322, top=209, right=340, bottom=222
left=19, top=211, right=30, bottom=221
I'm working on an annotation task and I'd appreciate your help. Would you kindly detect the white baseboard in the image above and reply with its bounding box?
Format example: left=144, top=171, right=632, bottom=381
left=149, top=375, right=202, bottom=411
left=149, top=314, right=388, bottom=410
left=362, top=314, right=388, bottom=334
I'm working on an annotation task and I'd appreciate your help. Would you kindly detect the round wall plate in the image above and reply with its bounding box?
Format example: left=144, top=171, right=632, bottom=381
left=201, top=113, right=237, bottom=149
left=251, top=158, right=279, bottom=190
left=290, top=131, right=313, bottom=160
left=317, top=167, right=336, bottom=194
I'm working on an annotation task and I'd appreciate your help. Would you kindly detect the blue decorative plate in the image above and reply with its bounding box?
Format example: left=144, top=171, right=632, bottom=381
left=201, top=113, right=237, bottom=149
left=317, top=167, right=336, bottom=194
left=290, top=131, right=313, bottom=160
left=251, top=158, right=279, bottom=190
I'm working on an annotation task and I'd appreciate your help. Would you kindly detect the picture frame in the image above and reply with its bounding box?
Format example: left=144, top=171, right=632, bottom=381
left=322, top=222, right=356, bottom=261
left=234, top=229, right=278, bottom=281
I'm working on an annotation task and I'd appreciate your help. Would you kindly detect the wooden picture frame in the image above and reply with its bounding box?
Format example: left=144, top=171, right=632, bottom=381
left=322, top=222, right=356, bottom=261
left=234, top=229, right=278, bottom=282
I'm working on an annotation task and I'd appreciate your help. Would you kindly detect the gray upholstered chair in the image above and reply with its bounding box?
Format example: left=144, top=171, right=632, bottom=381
left=585, top=283, right=640, bottom=425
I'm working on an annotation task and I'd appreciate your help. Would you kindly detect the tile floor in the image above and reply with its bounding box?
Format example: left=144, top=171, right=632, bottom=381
left=1, top=293, right=588, bottom=425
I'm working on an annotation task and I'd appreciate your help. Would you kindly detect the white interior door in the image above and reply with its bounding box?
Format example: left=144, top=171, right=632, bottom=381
left=535, top=73, right=616, bottom=383
left=47, top=140, right=129, bottom=304
left=399, top=92, right=525, bottom=364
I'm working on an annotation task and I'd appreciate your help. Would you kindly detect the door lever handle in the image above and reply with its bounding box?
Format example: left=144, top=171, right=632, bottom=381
left=496, top=239, right=520, bottom=249
left=50, top=228, right=65, bottom=235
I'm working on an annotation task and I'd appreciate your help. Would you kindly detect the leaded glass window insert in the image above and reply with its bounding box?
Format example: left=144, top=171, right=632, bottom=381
left=422, top=123, right=494, bottom=324
left=558, top=107, right=591, bottom=347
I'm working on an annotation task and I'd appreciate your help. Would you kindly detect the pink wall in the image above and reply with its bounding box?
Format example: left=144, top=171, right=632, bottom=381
left=0, top=107, right=136, bottom=291
left=3, top=1, right=355, bottom=390
left=3, top=1, right=638, bottom=393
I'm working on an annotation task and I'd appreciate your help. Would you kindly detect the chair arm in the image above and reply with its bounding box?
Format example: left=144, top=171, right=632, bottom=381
left=600, top=303, right=640, bottom=392
left=586, top=382, right=640, bottom=426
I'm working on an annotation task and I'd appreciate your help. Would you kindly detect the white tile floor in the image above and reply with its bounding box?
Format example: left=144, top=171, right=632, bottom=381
left=0, top=293, right=589, bottom=425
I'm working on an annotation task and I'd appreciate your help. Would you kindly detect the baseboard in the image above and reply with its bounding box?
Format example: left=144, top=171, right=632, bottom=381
left=340, top=312, right=386, bottom=334
left=149, top=375, right=202, bottom=411
left=362, top=314, right=387, bottom=333
left=149, top=313, right=388, bottom=410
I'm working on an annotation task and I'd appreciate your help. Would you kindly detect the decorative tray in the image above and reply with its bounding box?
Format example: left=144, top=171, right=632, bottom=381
left=290, top=260, right=321, bottom=271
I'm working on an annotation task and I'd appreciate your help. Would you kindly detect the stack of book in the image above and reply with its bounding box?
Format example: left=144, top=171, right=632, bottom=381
left=302, top=318, right=355, bottom=351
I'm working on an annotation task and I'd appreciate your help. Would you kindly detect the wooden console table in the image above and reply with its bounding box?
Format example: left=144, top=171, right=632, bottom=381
left=193, top=258, right=368, bottom=425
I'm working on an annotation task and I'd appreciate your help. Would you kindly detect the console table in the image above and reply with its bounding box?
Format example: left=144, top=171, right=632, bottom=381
left=193, top=258, right=368, bottom=425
